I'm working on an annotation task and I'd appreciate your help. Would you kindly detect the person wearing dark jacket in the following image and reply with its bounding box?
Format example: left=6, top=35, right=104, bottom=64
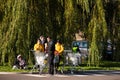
left=12, top=54, right=27, bottom=69
left=47, top=36, right=55, bottom=75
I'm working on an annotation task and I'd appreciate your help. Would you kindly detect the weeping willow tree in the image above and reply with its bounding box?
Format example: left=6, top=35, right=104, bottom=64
left=0, top=0, right=52, bottom=66
left=87, top=0, right=107, bottom=66
left=107, top=0, right=120, bottom=61
left=63, top=0, right=90, bottom=47
left=64, top=0, right=75, bottom=44
left=0, top=0, right=119, bottom=67
left=0, top=0, right=65, bottom=66
left=76, top=0, right=90, bottom=29
left=27, top=0, right=51, bottom=65
left=114, top=1, right=120, bottom=61
left=0, top=0, right=29, bottom=66
left=0, top=0, right=5, bottom=65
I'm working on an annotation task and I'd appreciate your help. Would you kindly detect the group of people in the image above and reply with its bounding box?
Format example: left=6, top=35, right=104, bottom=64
left=12, top=35, right=64, bottom=75
left=34, top=36, right=64, bottom=75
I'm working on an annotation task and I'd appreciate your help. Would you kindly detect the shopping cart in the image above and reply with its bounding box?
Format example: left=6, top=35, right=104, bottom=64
left=31, top=51, right=48, bottom=74
left=63, top=50, right=81, bottom=74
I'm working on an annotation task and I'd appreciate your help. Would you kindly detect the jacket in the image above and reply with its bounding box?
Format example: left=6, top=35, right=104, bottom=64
left=34, top=43, right=44, bottom=52
left=55, top=43, right=64, bottom=55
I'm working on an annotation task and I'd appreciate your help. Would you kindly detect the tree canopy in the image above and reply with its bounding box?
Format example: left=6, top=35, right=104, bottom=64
left=0, top=0, right=120, bottom=66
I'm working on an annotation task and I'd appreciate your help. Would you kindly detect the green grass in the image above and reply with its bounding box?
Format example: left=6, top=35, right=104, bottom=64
left=0, top=66, right=30, bottom=72
left=62, top=66, right=120, bottom=71
left=100, top=61, right=120, bottom=67
left=79, top=67, right=120, bottom=71
left=61, top=61, right=120, bottom=71
left=0, top=61, right=120, bottom=72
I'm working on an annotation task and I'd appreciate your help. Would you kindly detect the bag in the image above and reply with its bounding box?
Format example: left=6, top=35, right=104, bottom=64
left=54, top=55, right=59, bottom=63
left=54, top=50, right=59, bottom=55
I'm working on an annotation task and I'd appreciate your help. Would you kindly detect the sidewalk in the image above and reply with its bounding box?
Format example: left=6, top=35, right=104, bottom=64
left=0, top=70, right=120, bottom=75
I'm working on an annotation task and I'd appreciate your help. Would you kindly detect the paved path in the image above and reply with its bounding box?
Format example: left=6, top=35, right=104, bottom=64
left=0, top=70, right=120, bottom=80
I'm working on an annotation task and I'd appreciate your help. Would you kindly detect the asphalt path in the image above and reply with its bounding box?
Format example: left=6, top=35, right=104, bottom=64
left=0, top=70, right=120, bottom=80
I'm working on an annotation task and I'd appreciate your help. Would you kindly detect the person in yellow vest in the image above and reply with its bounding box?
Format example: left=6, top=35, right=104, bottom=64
left=34, top=39, right=44, bottom=52
left=54, top=40, right=64, bottom=73
left=55, top=40, right=64, bottom=55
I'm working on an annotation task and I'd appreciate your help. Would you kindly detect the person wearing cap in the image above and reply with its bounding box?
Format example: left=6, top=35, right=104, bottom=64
left=12, top=54, right=26, bottom=70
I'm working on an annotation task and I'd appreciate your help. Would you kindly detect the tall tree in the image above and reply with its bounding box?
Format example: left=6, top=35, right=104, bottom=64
left=87, top=0, right=107, bottom=66
left=0, top=0, right=119, bottom=67
left=0, top=0, right=28, bottom=66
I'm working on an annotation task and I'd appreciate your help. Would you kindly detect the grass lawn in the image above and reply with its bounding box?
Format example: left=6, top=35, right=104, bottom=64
left=0, top=61, right=120, bottom=72
left=0, top=66, right=30, bottom=72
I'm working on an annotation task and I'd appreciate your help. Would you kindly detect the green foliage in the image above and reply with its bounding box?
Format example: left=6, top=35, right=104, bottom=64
left=0, top=0, right=120, bottom=67
left=87, top=0, right=107, bottom=67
